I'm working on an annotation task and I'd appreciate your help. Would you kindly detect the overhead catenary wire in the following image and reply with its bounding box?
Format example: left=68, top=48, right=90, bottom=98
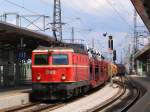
left=64, top=0, right=128, bottom=32
left=63, top=0, right=116, bottom=26
left=104, top=0, right=134, bottom=31
left=39, top=0, right=49, bottom=5
left=0, top=0, right=5, bottom=7
left=62, top=0, right=108, bottom=30
left=116, top=0, right=133, bottom=18
left=5, top=0, right=40, bottom=15
left=115, top=1, right=146, bottom=30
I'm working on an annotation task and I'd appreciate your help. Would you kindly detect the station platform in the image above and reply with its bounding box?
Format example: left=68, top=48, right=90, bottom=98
left=51, top=84, right=119, bottom=112
left=0, top=87, right=31, bottom=110
left=128, top=75, right=150, bottom=112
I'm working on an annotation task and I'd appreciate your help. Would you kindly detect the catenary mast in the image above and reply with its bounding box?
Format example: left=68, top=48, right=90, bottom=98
left=52, top=0, right=63, bottom=41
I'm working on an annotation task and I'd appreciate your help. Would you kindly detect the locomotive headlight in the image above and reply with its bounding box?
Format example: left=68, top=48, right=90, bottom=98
left=61, top=74, right=66, bottom=81
left=37, top=76, right=41, bottom=81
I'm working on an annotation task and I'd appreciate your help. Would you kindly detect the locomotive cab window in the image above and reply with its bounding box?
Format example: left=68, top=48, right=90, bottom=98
left=52, top=54, right=68, bottom=65
left=34, top=54, right=49, bottom=65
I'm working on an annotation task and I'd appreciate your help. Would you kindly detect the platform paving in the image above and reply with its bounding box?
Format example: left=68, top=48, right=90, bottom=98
left=128, top=75, right=150, bottom=112
left=0, top=88, right=31, bottom=110
left=51, top=84, right=119, bottom=112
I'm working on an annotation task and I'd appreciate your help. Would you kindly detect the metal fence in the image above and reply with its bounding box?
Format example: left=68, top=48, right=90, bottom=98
left=0, top=63, right=31, bottom=88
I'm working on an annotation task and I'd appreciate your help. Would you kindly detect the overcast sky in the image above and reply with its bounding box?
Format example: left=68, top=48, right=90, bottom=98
left=0, top=0, right=148, bottom=63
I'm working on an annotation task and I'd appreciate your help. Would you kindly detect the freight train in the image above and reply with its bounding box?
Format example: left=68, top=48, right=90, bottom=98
left=31, top=44, right=118, bottom=100
left=116, top=64, right=126, bottom=76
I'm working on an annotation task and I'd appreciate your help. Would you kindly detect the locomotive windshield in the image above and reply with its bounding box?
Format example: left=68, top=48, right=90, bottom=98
left=52, top=54, right=68, bottom=65
left=34, top=54, right=49, bottom=65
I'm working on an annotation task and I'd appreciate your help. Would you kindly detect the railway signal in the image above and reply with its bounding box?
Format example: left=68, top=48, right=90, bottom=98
left=113, top=50, right=117, bottom=62
left=108, top=36, right=113, bottom=52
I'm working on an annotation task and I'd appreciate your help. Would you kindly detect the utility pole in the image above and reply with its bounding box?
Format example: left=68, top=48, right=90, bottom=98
left=134, top=9, right=138, bottom=53
left=121, top=50, right=123, bottom=64
left=132, top=9, right=138, bottom=73
left=92, top=38, right=95, bottom=48
left=52, top=0, right=63, bottom=41
left=71, top=27, right=74, bottom=43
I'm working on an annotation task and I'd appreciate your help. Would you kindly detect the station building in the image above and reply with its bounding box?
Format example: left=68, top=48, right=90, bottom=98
left=134, top=44, right=150, bottom=76
left=131, top=0, right=150, bottom=76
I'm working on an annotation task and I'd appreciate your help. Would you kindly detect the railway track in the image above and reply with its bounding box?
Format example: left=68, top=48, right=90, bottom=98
left=87, top=77, right=145, bottom=112
left=1, top=81, right=109, bottom=112
left=2, top=77, right=145, bottom=112
left=2, top=87, right=103, bottom=112
left=2, top=102, right=65, bottom=112
left=1, top=81, right=124, bottom=112
left=86, top=80, right=126, bottom=112
left=120, top=77, right=144, bottom=112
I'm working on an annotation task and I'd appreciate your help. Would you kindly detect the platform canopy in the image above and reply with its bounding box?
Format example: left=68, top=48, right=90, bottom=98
left=134, top=44, right=150, bottom=60
left=0, top=22, right=59, bottom=47
left=131, top=0, right=150, bottom=32
left=0, top=22, right=62, bottom=59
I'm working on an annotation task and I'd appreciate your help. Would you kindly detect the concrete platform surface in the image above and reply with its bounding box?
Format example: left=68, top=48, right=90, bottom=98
left=51, top=84, right=119, bottom=112
left=128, top=75, right=150, bottom=112
left=0, top=88, right=31, bottom=110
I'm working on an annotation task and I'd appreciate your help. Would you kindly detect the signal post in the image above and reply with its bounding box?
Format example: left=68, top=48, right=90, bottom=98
left=108, top=36, right=114, bottom=87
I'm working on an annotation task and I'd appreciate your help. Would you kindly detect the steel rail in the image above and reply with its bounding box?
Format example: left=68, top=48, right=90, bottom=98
left=87, top=81, right=126, bottom=112
left=120, top=78, right=142, bottom=112
left=3, top=102, right=64, bottom=112
left=2, top=102, right=40, bottom=112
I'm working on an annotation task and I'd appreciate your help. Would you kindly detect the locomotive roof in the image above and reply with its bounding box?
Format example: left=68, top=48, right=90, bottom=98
left=33, top=45, right=88, bottom=54
left=33, top=46, right=74, bottom=52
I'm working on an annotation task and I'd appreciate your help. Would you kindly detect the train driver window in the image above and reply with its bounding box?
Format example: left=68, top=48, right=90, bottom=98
left=34, top=54, right=49, bottom=65
left=52, top=54, right=68, bottom=65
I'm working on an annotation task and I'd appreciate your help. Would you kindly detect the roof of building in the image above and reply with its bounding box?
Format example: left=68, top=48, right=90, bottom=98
left=0, top=21, right=57, bottom=45
left=131, top=0, right=150, bottom=60
left=131, top=0, right=150, bottom=32
left=134, top=44, right=150, bottom=60
left=0, top=22, right=63, bottom=59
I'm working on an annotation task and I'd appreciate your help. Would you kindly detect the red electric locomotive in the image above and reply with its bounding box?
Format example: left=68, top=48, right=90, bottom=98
left=31, top=45, right=109, bottom=100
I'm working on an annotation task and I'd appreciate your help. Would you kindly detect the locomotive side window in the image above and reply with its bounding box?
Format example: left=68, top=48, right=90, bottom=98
left=95, top=66, right=99, bottom=74
left=34, top=54, right=49, bottom=65
left=90, top=64, right=93, bottom=80
left=90, top=65, right=92, bottom=74
left=52, top=54, right=68, bottom=65
left=95, top=66, right=99, bottom=80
